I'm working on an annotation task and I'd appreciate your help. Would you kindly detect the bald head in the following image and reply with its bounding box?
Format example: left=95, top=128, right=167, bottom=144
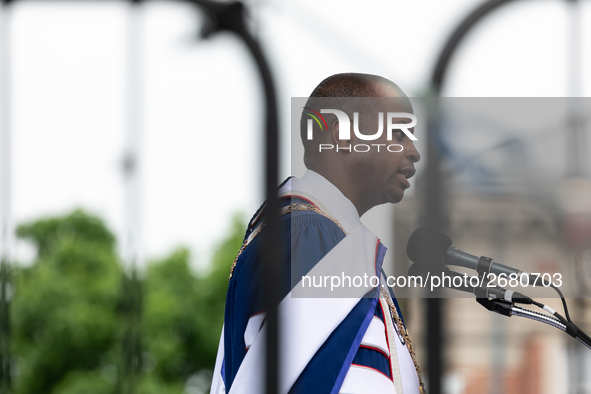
left=300, top=73, right=409, bottom=169
left=308, top=73, right=406, bottom=99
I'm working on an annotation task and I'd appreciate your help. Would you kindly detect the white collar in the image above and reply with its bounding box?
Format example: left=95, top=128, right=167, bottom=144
left=300, top=170, right=362, bottom=234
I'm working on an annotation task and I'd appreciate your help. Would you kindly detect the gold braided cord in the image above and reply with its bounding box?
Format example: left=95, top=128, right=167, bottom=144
left=228, top=222, right=264, bottom=281
left=380, top=287, right=426, bottom=393
left=279, top=203, right=347, bottom=235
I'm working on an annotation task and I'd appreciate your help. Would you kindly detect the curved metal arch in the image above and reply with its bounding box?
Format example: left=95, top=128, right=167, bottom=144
left=431, top=0, right=517, bottom=95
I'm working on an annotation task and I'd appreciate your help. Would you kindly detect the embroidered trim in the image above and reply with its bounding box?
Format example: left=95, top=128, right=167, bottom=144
left=279, top=202, right=347, bottom=235
left=228, top=223, right=264, bottom=281
left=380, top=287, right=426, bottom=393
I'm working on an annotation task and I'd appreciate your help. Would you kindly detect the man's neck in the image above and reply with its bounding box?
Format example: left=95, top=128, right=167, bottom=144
left=308, top=167, right=373, bottom=217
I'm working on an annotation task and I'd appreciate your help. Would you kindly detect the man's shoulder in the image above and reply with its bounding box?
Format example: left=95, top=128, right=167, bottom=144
left=232, top=196, right=347, bottom=276
left=279, top=197, right=346, bottom=236
left=243, top=196, right=346, bottom=248
left=243, top=188, right=346, bottom=241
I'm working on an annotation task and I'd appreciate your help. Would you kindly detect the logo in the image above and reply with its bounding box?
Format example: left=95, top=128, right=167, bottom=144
left=303, top=107, right=328, bottom=135
left=304, top=108, right=417, bottom=153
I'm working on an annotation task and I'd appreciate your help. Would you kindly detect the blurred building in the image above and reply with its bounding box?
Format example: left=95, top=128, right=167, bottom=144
left=394, top=182, right=591, bottom=394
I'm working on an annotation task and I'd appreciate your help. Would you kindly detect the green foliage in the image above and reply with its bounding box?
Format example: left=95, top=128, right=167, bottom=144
left=9, top=209, right=244, bottom=394
left=143, top=247, right=200, bottom=384
left=52, top=371, right=114, bottom=394
left=195, top=215, right=245, bottom=364
left=16, top=209, right=116, bottom=259
left=12, top=210, right=121, bottom=394
left=141, top=214, right=245, bottom=384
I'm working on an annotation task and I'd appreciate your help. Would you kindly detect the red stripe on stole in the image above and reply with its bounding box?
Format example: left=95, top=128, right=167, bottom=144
left=350, top=363, right=392, bottom=381
left=283, top=194, right=318, bottom=208
left=359, top=344, right=389, bottom=359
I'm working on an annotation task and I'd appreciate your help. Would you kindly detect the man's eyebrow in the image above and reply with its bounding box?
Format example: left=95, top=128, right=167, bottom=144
left=395, top=128, right=415, bottom=135
left=389, top=117, right=413, bottom=123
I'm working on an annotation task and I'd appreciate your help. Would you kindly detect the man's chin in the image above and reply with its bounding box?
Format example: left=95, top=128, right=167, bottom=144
left=386, top=189, right=405, bottom=204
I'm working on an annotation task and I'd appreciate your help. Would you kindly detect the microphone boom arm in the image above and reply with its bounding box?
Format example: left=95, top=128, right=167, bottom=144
left=475, top=297, right=591, bottom=350
left=511, top=305, right=591, bottom=351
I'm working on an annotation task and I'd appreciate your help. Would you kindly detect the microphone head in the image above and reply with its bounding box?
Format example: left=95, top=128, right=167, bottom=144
left=406, top=226, right=452, bottom=272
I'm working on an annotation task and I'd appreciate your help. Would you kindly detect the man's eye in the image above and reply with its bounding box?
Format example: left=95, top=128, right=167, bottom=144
left=393, top=130, right=404, bottom=140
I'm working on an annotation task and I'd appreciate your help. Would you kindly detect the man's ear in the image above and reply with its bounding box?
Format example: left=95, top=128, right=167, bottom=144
left=330, top=121, right=350, bottom=149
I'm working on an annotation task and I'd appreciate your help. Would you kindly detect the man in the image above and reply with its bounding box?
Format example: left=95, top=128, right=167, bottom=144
left=210, top=73, right=422, bottom=394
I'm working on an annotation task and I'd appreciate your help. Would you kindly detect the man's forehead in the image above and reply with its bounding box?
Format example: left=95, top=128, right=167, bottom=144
left=378, top=97, right=413, bottom=113
left=371, top=82, right=413, bottom=112
left=303, top=92, right=413, bottom=114
left=373, top=81, right=404, bottom=97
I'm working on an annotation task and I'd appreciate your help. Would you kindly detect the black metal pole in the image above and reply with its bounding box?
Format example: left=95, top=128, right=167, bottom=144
left=431, top=0, right=516, bottom=93
left=192, top=2, right=281, bottom=393
left=235, top=15, right=280, bottom=394
left=422, top=117, right=445, bottom=394
left=427, top=1, right=516, bottom=393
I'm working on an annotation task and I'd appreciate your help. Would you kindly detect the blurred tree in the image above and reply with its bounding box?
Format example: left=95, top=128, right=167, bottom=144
left=10, top=210, right=242, bottom=394
left=196, top=214, right=244, bottom=367
left=12, top=210, right=121, bottom=394
left=141, top=214, right=244, bottom=393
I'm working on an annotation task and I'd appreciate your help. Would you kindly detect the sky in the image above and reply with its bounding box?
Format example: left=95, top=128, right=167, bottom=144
left=1, top=0, right=591, bottom=271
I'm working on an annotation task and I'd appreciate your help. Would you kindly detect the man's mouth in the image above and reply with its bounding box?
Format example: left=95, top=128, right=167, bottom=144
left=398, top=167, right=416, bottom=189
left=400, top=167, right=416, bottom=180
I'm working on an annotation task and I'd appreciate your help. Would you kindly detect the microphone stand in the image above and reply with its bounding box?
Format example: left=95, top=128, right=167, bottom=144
left=436, top=265, right=591, bottom=351
left=476, top=297, right=591, bottom=351
left=409, top=261, right=591, bottom=351
left=440, top=267, right=591, bottom=351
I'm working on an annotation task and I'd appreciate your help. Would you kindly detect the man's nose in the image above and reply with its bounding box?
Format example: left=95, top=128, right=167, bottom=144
left=407, top=141, right=420, bottom=163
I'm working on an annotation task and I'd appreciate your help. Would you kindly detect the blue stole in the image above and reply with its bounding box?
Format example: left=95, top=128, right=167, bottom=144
left=212, top=181, right=404, bottom=394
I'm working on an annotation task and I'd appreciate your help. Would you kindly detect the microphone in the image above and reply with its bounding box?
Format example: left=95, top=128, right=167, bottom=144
left=406, top=227, right=532, bottom=284
left=408, top=263, right=532, bottom=304
left=446, top=245, right=528, bottom=278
